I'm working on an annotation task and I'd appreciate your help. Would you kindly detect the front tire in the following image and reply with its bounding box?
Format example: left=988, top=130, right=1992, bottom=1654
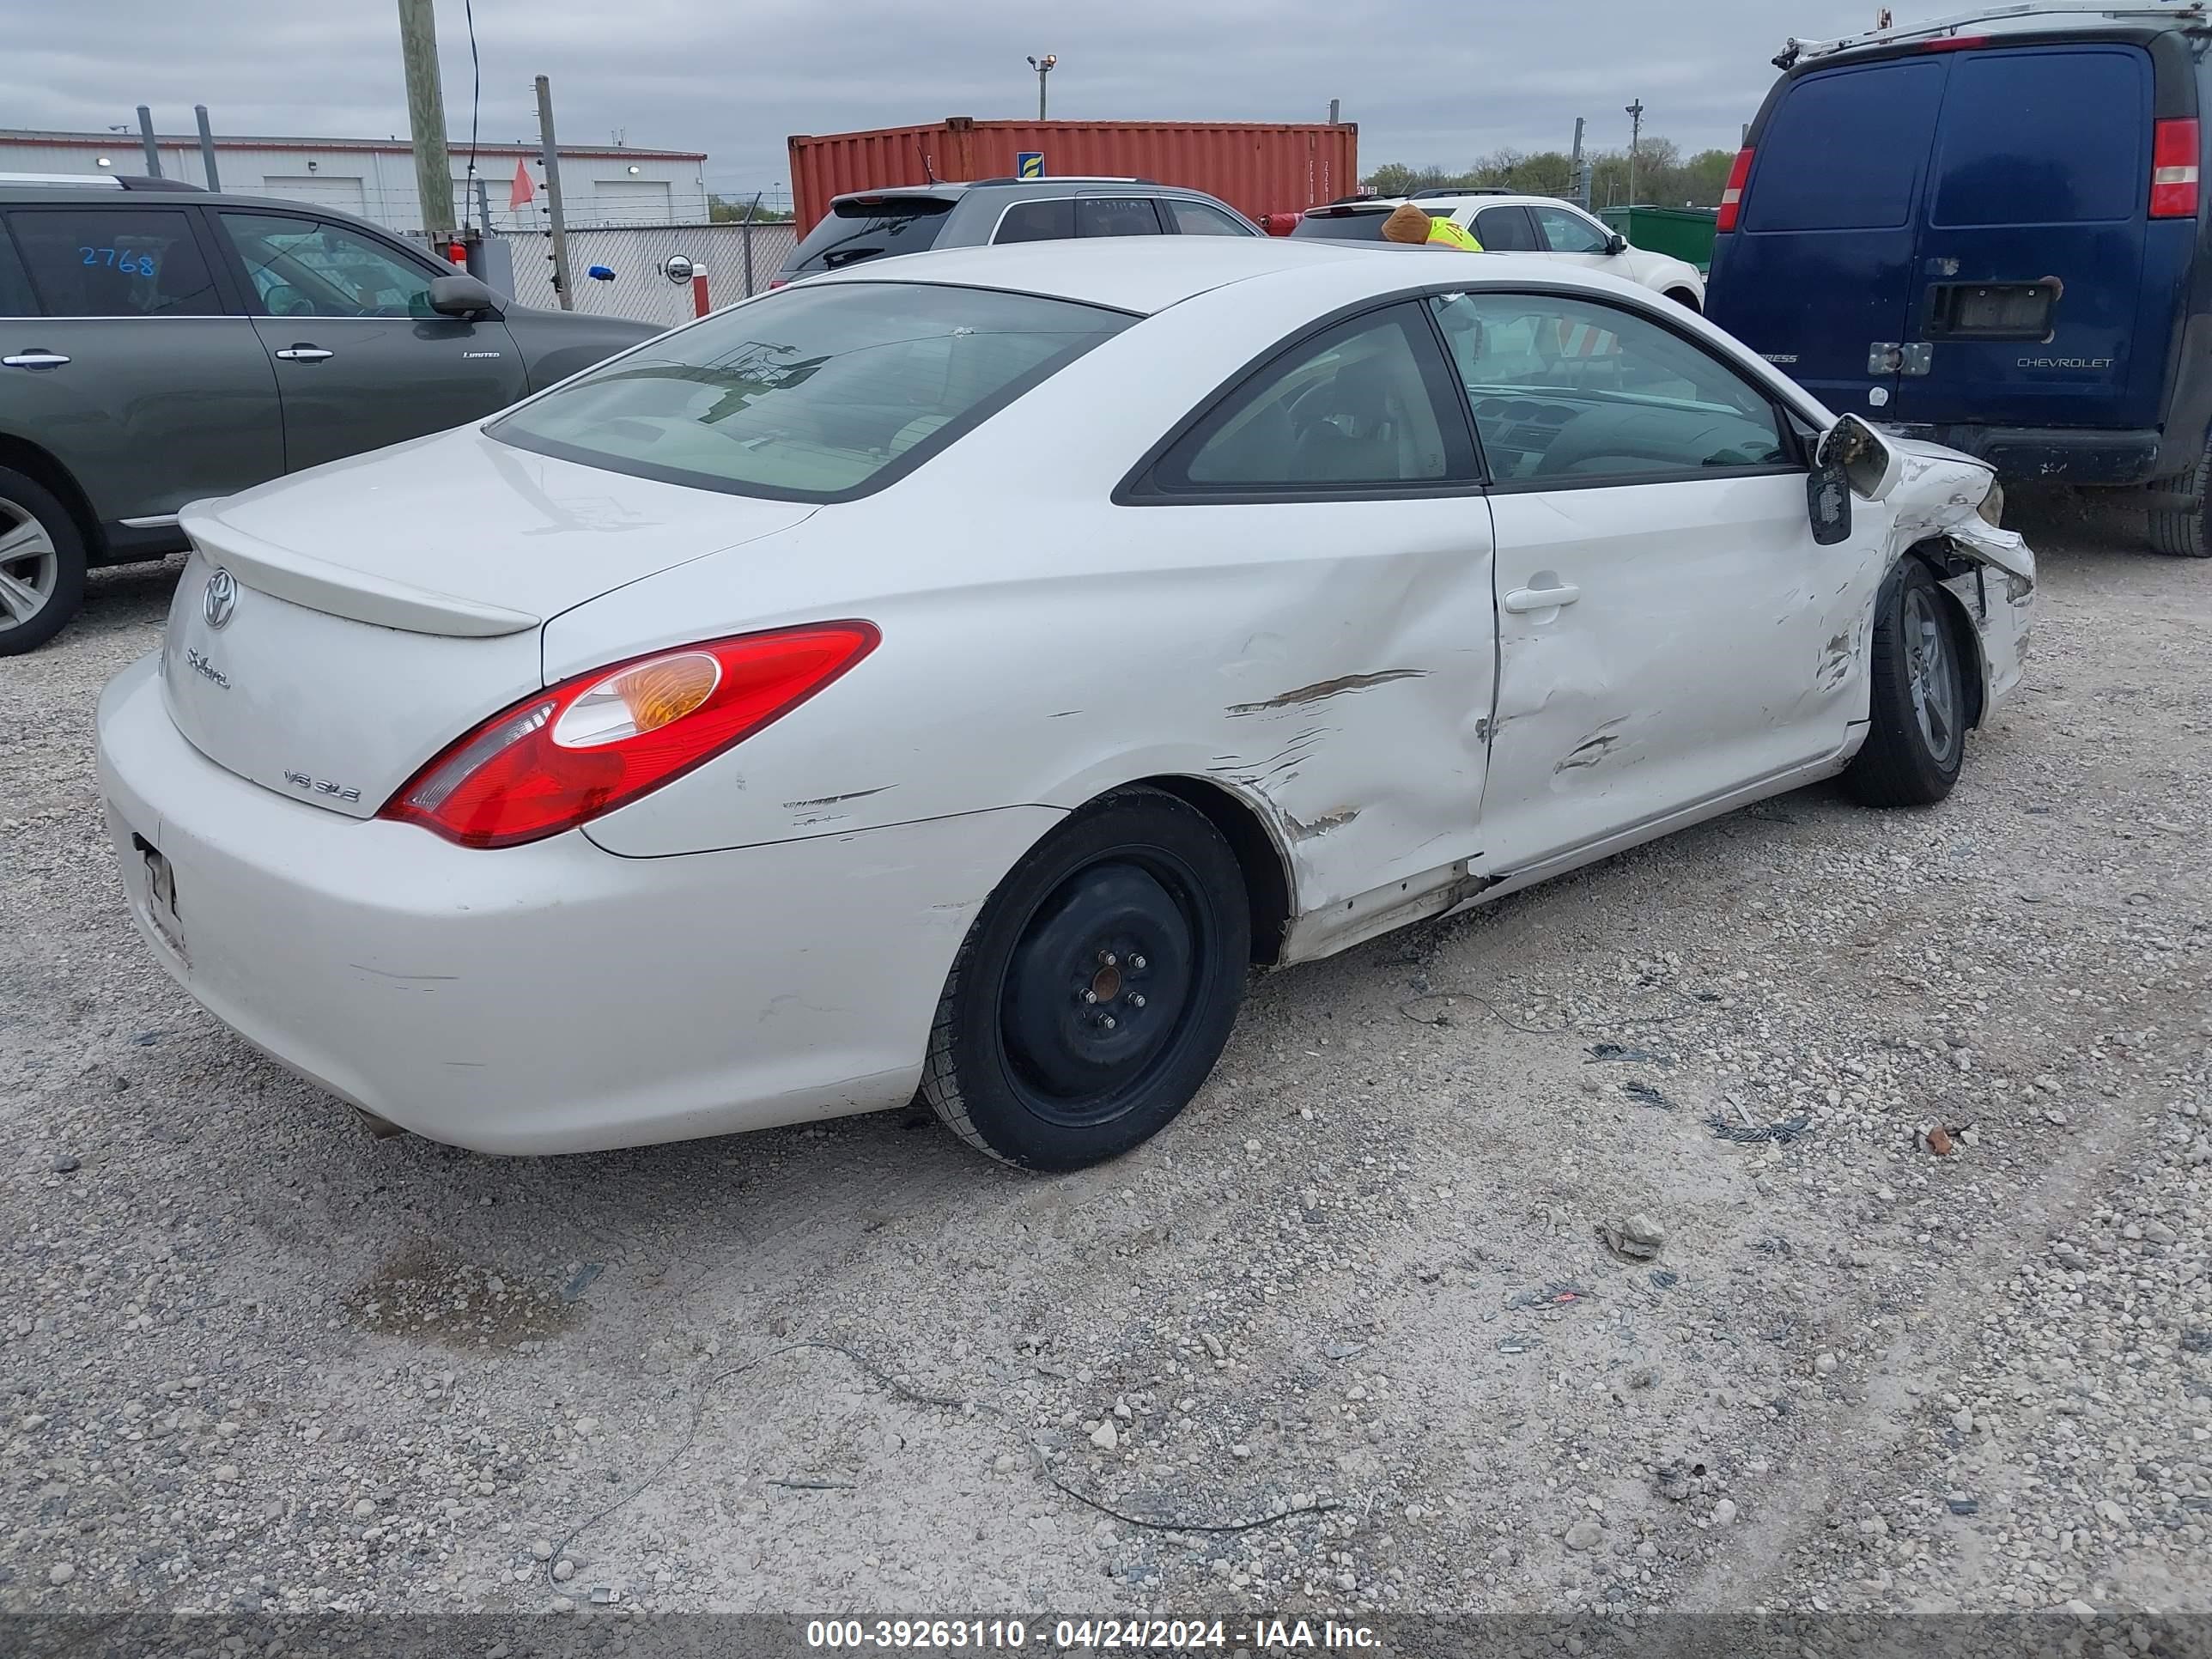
left=921, top=787, right=1249, bottom=1170
left=0, top=468, right=88, bottom=657
left=1845, top=557, right=1967, bottom=808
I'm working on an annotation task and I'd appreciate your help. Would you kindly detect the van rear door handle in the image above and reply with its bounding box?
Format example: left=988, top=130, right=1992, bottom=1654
left=2, top=351, right=70, bottom=370
left=273, top=344, right=334, bottom=362
left=1503, top=582, right=1582, bottom=613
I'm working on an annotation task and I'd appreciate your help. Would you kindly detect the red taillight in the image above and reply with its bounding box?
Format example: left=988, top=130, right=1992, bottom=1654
left=2154, top=117, right=2201, bottom=219
left=1716, top=146, right=1755, bottom=234
left=1919, top=33, right=1989, bottom=51
left=768, top=276, right=790, bottom=289
left=380, top=622, right=880, bottom=848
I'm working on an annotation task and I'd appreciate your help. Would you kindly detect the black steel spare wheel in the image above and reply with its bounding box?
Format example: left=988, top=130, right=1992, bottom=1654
left=922, top=787, right=1249, bottom=1169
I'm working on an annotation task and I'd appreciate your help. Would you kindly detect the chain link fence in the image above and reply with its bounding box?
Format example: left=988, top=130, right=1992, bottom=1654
left=495, top=222, right=799, bottom=327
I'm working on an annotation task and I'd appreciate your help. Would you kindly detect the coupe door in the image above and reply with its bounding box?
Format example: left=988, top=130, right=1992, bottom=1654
left=1425, top=290, right=1873, bottom=872
left=1127, top=301, right=1498, bottom=926
left=214, top=211, right=528, bottom=473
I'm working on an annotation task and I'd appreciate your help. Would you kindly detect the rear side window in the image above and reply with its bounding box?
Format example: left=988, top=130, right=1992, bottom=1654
left=1157, top=305, right=1463, bottom=490
left=994, top=198, right=1075, bottom=243
left=1473, top=205, right=1540, bottom=251
left=491, top=283, right=1133, bottom=501
left=9, top=208, right=223, bottom=316
left=1743, top=60, right=1945, bottom=232
left=1076, top=198, right=1163, bottom=237
left=1929, top=47, right=2148, bottom=226
left=1289, top=210, right=1391, bottom=240
left=785, top=198, right=952, bottom=275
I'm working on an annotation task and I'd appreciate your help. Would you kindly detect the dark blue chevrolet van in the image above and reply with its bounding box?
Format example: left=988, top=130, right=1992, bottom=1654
left=1707, top=4, right=2212, bottom=554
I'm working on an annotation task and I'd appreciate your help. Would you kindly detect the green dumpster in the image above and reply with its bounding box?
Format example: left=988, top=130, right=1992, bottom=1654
left=1598, top=205, right=1719, bottom=274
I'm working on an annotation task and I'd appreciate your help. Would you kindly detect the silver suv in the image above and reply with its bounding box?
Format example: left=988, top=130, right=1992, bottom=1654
left=0, top=177, right=659, bottom=653
left=775, top=177, right=1261, bottom=283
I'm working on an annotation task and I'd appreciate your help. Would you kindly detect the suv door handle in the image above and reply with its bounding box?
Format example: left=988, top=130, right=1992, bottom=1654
left=1503, top=582, right=1582, bottom=613
left=2, top=352, right=70, bottom=370
left=273, top=345, right=334, bottom=362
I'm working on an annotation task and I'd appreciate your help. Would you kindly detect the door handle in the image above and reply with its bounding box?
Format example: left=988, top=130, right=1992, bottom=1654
left=273, top=345, right=334, bottom=362
left=1503, top=582, right=1582, bottom=613
left=2, top=352, right=70, bottom=370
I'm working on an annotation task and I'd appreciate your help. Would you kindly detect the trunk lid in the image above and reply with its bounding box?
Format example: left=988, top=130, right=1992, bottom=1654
left=163, top=427, right=815, bottom=817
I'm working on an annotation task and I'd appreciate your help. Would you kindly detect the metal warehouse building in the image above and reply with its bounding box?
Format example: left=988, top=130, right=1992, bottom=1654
left=0, top=128, right=710, bottom=234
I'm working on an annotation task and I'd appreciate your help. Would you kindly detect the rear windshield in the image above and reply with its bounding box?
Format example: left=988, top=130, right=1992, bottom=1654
left=1745, top=59, right=1945, bottom=232
left=1929, top=46, right=2148, bottom=226
left=490, top=282, right=1134, bottom=501
left=1290, top=210, right=1391, bottom=240
left=784, top=198, right=954, bottom=275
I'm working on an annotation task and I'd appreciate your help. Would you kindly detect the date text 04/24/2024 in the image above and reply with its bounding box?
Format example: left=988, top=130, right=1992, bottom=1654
left=804, top=1618, right=1381, bottom=1650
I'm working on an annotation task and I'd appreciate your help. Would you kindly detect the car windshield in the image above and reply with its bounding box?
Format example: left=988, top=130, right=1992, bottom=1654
left=490, top=282, right=1134, bottom=501
left=784, top=198, right=955, bottom=275
left=1289, top=210, right=1393, bottom=241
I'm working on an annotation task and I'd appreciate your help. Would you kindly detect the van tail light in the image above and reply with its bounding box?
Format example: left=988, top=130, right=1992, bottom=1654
left=2153, top=118, right=2201, bottom=219
left=1716, top=146, right=1755, bottom=233
left=380, top=622, right=880, bottom=848
left=1917, top=33, right=1989, bottom=51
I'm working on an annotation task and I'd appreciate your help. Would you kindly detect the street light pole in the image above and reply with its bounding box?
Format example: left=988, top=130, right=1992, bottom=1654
left=1027, top=53, right=1057, bottom=121
left=1625, top=98, right=1645, bottom=209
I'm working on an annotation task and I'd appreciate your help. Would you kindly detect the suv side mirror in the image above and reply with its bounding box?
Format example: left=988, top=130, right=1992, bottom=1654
left=428, top=273, right=501, bottom=319
left=1606, top=232, right=1628, bottom=254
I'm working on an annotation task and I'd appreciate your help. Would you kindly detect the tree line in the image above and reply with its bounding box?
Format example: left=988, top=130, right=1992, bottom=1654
left=1362, top=138, right=1737, bottom=210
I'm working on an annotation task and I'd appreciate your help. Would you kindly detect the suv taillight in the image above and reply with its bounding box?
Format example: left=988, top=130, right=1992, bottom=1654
left=380, top=623, right=879, bottom=848
left=2153, top=118, right=2201, bottom=219
left=1716, top=146, right=1754, bottom=234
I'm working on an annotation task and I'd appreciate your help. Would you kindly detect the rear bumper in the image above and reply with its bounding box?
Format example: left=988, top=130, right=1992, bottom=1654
left=1886, top=424, right=2162, bottom=487
left=95, top=653, right=1056, bottom=1155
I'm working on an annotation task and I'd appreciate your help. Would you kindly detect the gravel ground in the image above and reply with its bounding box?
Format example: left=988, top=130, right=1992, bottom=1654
left=1, top=496, right=2207, bottom=1626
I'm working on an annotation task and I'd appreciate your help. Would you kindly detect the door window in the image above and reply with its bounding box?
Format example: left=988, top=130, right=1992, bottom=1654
left=1429, top=292, right=1789, bottom=483
left=1929, top=47, right=2147, bottom=226
left=1531, top=205, right=1613, bottom=254
left=1157, top=305, right=1463, bottom=490
left=1076, top=197, right=1164, bottom=237
left=993, top=198, right=1076, bottom=243
left=218, top=214, right=440, bottom=318
left=1743, top=61, right=1944, bottom=232
left=0, top=227, right=37, bottom=316
left=1164, top=198, right=1251, bottom=236
left=1471, top=206, right=1540, bottom=252
left=8, top=208, right=223, bottom=316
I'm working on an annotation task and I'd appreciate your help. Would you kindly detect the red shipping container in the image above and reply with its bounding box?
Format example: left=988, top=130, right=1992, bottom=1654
left=787, top=118, right=1358, bottom=233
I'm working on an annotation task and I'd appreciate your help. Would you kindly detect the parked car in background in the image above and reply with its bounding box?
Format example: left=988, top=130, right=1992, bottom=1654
left=772, top=178, right=1260, bottom=283
left=1707, top=3, right=2212, bottom=555
left=0, top=178, right=660, bottom=653
left=98, top=240, right=2029, bottom=1174
left=1293, top=191, right=1710, bottom=310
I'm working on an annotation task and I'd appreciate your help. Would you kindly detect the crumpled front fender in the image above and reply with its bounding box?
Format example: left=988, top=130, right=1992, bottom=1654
left=1881, top=435, right=2036, bottom=709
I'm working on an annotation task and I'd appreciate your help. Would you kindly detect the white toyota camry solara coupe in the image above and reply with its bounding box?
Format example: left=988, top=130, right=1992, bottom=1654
left=97, top=239, right=2034, bottom=1170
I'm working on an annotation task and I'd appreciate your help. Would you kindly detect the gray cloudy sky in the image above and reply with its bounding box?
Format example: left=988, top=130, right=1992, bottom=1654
left=16, top=0, right=1878, bottom=196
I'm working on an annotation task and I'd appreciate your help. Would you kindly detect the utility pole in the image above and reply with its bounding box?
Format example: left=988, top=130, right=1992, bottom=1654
left=135, top=106, right=161, bottom=178
left=535, top=75, right=574, bottom=310
left=397, top=0, right=456, bottom=237
left=193, top=105, right=220, bottom=190
left=1027, top=53, right=1057, bottom=121
left=1570, top=116, right=1586, bottom=208
left=1625, top=98, right=1645, bottom=209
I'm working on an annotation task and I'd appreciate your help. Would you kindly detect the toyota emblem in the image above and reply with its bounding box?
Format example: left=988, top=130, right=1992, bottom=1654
left=203, top=567, right=237, bottom=630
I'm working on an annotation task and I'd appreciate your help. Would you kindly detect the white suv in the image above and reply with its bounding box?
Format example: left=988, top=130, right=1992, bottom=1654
left=1291, top=192, right=1708, bottom=312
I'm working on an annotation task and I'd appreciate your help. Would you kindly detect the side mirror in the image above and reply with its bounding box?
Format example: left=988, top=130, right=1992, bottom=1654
left=428, top=273, right=500, bottom=319
left=1818, top=413, right=1904, bottom=501
left=1607, top=232, right=1628, bottom=254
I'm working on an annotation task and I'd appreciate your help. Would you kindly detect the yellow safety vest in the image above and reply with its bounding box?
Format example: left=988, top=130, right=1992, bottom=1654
left=1427, top=218, right=1484, bottom=252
